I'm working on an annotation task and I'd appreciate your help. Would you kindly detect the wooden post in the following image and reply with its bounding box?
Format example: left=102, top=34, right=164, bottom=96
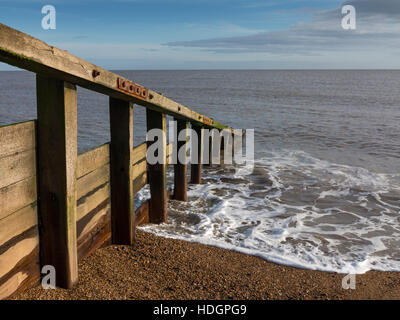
left=36, top=75, right=78, bottom=289
left=220, top=129, right=233, bottom=166
left=173, top=120, right=189, bottom=201
left=205, top=131, right=213, bottom=167
left=232, top=131, right=235, bottom=164
left=146, top=109, right=167, bottom=223
left=209, top=129, right=221, bottom=166
left=190, top=125, right=203, bottom=184
left=220, top=133, right=225, bottom=166
left=109, top=98, right=135, bottom=245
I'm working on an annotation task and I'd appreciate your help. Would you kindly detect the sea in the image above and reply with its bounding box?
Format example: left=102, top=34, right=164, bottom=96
left=1, top=69, right=399, bottom=274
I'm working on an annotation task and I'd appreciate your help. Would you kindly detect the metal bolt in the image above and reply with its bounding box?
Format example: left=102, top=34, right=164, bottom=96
left=92, top=70, right=100, bottom=78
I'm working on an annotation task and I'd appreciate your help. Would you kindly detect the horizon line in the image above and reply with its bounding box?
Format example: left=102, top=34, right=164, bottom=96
left=1, top=68, right=400, bottom=72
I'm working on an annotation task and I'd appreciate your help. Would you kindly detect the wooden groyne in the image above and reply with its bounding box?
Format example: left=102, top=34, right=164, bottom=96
left=0, top=23, right=237, bottom=299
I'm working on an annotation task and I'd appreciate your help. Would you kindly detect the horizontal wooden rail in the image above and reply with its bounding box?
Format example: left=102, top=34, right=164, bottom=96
left=0, top=23, right=228, bottom=130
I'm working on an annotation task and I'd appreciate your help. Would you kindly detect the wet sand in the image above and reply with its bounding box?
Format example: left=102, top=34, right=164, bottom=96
left=13, top=230, right=400, bottom=300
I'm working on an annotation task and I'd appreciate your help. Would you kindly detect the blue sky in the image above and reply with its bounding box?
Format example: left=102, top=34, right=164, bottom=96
left=1, top=0, right=399, bottom=70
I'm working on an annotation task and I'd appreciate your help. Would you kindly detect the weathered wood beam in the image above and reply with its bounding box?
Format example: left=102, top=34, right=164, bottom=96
left=204, top=130, right=213, bottom=167
left=190, top=125, right=203, bottom=184
left=220, top=129, right=233, bottom=166
left=173, top=120, right=189, bottom=201
left=109, top=98, right=135, bottom=245
left=146, top=109, right=167, bottom=224
left=0, top=23, right=228, bottom=130
left=77, top=143, right=109, bottom=178
left=36, top=75, right=78, bottom=289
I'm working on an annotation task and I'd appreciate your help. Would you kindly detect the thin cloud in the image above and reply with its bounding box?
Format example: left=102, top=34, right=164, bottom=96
left=165, top=0, right=400, bottom=57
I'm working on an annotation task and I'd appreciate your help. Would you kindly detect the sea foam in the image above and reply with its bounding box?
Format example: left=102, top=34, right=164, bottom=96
left=139, top=150, right=400, bottom=274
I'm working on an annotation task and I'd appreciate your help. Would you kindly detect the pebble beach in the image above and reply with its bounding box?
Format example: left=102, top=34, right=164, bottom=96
left=14, top=231, right=400, bottom=300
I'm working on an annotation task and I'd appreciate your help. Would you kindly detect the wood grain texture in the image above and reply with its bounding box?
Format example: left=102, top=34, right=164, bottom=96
left=0, top=176, right=37, bottom=221
left=166, top=143, right=173, bottom=165
left=132, top=159, right=147, bottom=181
left=173, top=120, right=189, bottom=201
left=0, top=227, right=39, bottom=280
left=0, top=246, right=40, bottom=300
left=36, top=75, right=78, bottom=289
left=146, top=109, right=167, bottom=224
left=0, top=203, right=38, bottom=248
left=133, top=143, right=147, bottom=164
left=77, top=164, right=110, bottom=200
left=77, top=181, right=110, bottom=221
left=0, top=120, right=39, bottom=300
left=0, top=149, right=36, bottom=190
left=0, top=121, right=36, bottom=158
left=77, top=214, right=111, bottom=262
left=77, top=200, right=110, bottom=242
left=133, top=172, right=147, bottom=195
left=109, top=98, right=135, bottom=245
left=77, top=144, right=109, bottom=179
left=135, top=201, right=149, bottom=227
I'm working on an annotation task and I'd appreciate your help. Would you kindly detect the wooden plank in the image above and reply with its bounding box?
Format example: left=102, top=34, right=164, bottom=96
left=131, top=143, right=171, bottom=194
left=135, top=201, right=149, bottom=227
left=0, top=176, right=37, bottom=221
left=1, top=272, right=28, bottom=300
left=0, top=246, right=40, bottom=300
left=0, top=149, right=36, bottom=190
left=133, top=172, right=147, bottom=195
left=191, top=125, right=203, bottom=184
left=173, top=120, right=189, bottom=201
left=0, top=23, right=228, bottom=130
left=0, top=203, right=38, bottom=248
left=0, top=227, right=39, bottom=280
left=133, top=143, right=147, bottom=165
left=77, top=144, right=109, bottom=178
left=146, top=109, right=167, bottom=224
left=77, top=164, right=110, bottom=200
left=77, top=182, right=110, bottom=221
left=36, top=75, right=78, bottom=289
left=109, top=98, right=135, bottom=245
left=132, top=159, right=147, bottom=181
left=77, top=215, right=111, bottom=262
left=166, top=143, right=173, bottom=165
left=77, top=200, right=110, bottom=242
left=0, top=121, right=36, bottom=158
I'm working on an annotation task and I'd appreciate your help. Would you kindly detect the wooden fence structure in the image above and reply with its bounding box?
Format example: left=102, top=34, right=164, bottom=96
left=0, top=23, right=237, bottom=299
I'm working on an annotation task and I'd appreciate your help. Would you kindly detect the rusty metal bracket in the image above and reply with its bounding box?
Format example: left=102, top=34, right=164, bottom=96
left=117, top=78, right=148, bottom=100
left=203, top=116, right=212, bottom=126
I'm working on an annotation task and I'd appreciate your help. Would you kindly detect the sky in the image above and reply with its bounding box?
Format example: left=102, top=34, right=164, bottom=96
left=0, top=0, right=399, bottom=70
